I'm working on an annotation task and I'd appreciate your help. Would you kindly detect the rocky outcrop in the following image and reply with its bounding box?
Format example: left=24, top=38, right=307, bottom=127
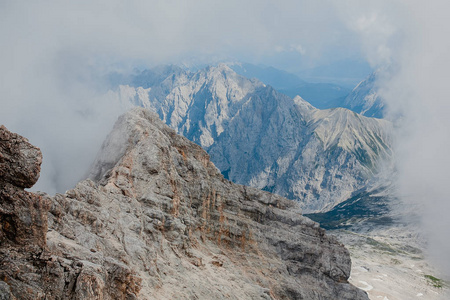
left=0, top=125, right=42, bottom=188
left=0, top=110, right=368, bottom=299
left=342, top=71, right=385, bottom=119
left=114, top=64, right=393, bottom=212
left=0, top=126, right=50, bottom=299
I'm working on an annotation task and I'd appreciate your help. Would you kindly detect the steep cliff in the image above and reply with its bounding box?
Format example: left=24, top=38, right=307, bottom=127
left=0, top=125, right=51, bottom=299
left=342, top=71, right=385, bottom=119
left=113, top=64, right=393, bottom=212
left=0, top=110, right=368, bottom=299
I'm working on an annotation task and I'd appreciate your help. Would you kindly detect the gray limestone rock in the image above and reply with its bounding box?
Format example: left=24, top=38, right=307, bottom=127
left=0, top=110, right=368, bottom=299
left=342, top=71, right=385, bottom=119
left=0, top=125, right=42, bottom=188
left=115, top=64, right=394, bottom=212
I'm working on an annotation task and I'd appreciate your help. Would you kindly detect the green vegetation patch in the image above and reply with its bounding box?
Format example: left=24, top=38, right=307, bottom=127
left=424, top=274, right=443, bottom=288
left=365, top=237, right=398, bottom=254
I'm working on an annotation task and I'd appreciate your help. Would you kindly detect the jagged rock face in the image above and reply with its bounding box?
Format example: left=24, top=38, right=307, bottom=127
left=209, top=92, right=393, bottom=212
left=115, top=64, right=265, bottom=148
left=113, top=65, right=393, bottom=212
left=0, top=125, right=48, bottom=248
left=343, top=71, right=385, bottom=119
left=0, top=125, right=42, bottom=188
left=0, top=126, right=50, bottom=299
left=0, top=111, right=368, bottom=299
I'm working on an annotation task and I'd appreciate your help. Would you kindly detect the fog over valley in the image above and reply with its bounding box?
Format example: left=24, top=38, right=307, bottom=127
left=1, top=1, right=449, bottom=299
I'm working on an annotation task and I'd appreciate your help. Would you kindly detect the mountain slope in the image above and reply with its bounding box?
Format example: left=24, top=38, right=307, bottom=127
left=305, top=185, right=396, bottom=230
left=112, top=64, right=393, bottom=212
left=0, top=113, right=369, bottom=299
left=114, top=64, right=263, bottom=148
left=208, top=94, right=393, bottom=212
left=227, top=62, right=350, bottom=109
left=341, top=71, right=385, bottom=119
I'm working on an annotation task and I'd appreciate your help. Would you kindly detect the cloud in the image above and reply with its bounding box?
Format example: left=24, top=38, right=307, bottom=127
left=275, top=45, right=306, bottom=55
left=1, top=0, right=449, bottom=285
left=337, top=0, right=450, bottom=279
left=0, top=0, right=363, bottom=193
left=1, top=0, right=352, bottom=66
left=392, top=1, right=450, bottom=280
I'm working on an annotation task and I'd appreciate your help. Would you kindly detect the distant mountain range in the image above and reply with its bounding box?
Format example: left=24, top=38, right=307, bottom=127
left=226, top=62, right=351, bottom=109
left=228, top=62, right=386, bottom=119
left=109, top=64, right=394, bottom=213
left=108, top=62, right=385, bottom=119
left=297, top=58, right=374, bottom=88
left=340, top=71, right=385, bottom=119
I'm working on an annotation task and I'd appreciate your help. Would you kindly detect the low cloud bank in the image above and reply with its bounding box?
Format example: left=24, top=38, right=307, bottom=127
left=0, top=0, right=361, bottom=193
left=340, top=0, right=450, bottom=278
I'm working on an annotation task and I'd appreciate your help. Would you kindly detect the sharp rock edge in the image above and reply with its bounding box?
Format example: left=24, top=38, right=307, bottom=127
left=342, top=71, right=385, bottom=119
left=114, top=64, right=394, bottom=212
left=0, top=110, right=368, bottom=299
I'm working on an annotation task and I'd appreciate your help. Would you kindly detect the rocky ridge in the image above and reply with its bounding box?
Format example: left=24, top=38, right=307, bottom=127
left=225, top=62, right=351, bottom=109
left=112, top=64, right=394, bottom=212
left=209, top=94, right=393, bottom=212
left=342, top=71, right=385, bottom=119
left=0, top=110, right=368, bottom=299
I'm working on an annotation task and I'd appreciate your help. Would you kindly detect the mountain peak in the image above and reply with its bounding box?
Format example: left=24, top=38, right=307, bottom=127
left=0, top=110, right=369, bottom=299
left=343, top=71, right=385, bottom=118
left=293, top=95, right=317, bottom=114
left=113, top=65, right=394, bottom=212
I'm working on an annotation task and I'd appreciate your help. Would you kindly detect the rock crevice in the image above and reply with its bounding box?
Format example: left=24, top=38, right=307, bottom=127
left=0, top=110, right=368, bottom=299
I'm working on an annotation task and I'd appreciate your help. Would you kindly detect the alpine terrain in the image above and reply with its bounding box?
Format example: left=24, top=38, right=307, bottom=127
left=0, top=111, right=369, bottom=299
left=111, top=64, right=394, bottom=212
left=341, top=71, right=385, bottom=119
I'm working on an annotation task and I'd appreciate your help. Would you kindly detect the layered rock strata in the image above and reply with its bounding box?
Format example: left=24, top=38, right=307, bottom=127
left=0, top=125, right=50, bottom=299
left=115, top=64, right=393, bottom=212
left=0, top=110, right=368, bottom=299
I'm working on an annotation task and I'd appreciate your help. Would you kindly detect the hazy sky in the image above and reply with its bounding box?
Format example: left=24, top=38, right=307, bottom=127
left=0, top=1, right=368, bottom=77
left=0, top=0, right=370, bottom=194
left=1, top=0, right=449, bottom=279
left=341, top=0, right=450, bottom=279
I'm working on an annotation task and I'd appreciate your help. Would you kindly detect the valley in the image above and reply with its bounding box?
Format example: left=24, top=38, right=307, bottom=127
left=107, top=63, right=448, bottom=299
